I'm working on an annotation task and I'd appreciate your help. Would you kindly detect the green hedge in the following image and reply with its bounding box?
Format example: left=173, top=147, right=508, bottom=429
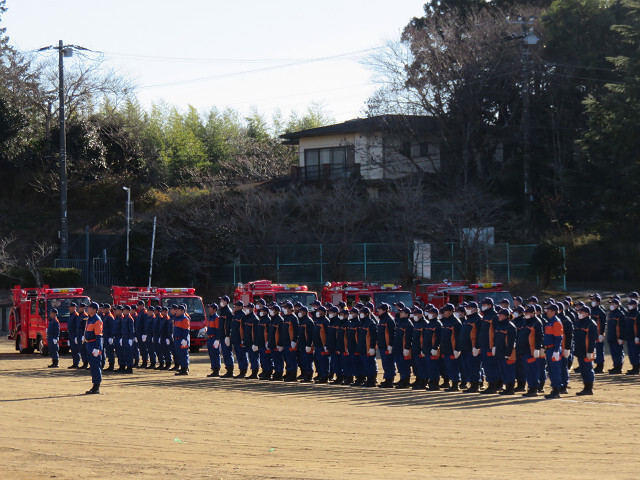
left=40, top=268, right=82, bottom=287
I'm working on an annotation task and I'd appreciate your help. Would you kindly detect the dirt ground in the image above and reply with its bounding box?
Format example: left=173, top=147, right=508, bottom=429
left=1, top=339, right=639, bottom=480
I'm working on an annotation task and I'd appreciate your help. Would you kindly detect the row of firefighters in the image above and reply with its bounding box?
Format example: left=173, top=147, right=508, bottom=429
left=46, top=292, right=640, bottom=397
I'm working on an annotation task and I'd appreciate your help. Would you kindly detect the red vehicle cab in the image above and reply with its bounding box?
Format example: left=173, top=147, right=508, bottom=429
left=415, top=280, right=513, bottom=309
left=8, top=285, right=90, bottom=354
left=233, top=280, right=318, bottom=308
left=111, top=286, right=207, bottom=352
left=321, top=281, right=414, bottom=313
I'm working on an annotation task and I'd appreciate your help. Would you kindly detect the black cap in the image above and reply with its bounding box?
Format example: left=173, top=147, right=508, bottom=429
left=219, top=295, right=230, bottom=303
left=208, top=302, right=218, bottom=310
left=524, top=306, right=535, bottom=314
left=50, top=308, right=58, bottom=314
left=299, top=306, right=308, bottom=313
left=137, top=300, right=145, bottom=305
left=89, top=302, right=100, bottom=310
left=545, top=304, right=559, bottom=312
left=69, top=302, right=77, bottom=307
left=377, top=303, right=389, bottom=311
left=578, top=306, right=591, bottom=314
left=123, top=305, right=131, bottom=311
left=480, top=298, right=494, bottom=305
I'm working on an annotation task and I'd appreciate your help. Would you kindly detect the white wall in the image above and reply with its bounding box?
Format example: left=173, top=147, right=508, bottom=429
left=298, top=134, right=356, bottom=166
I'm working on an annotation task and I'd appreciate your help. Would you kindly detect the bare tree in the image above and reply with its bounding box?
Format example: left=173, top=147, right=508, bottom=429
left=25, top=242, right=55, bottom=287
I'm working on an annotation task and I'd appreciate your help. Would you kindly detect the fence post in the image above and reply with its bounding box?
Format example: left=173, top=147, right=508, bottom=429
left=85, top=226, right=90, bottom=285
left=507, top=243, right=511, bottom=284
left=562, top=246, right=567, bottom=291
left=363, top=243, right=367, bottom=279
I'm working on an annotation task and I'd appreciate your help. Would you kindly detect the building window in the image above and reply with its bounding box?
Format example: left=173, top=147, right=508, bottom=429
left=304, top=146, right=354, bottom=180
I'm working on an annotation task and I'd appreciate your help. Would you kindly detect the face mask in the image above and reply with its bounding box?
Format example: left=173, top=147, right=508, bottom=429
left=359, top=313, right=366, bottom=319
left=629, top=305, right=636, bottom=310
left=259, top=311, right=266, bottom=317
left=329, top=313, right=336, bottom=318
left=297, top=312, right=304, bottom=318
left=437, top=315, right=443, bottom=320
left=348, top=314, right=355, bottom=320
left=220, top=301, right=227, bottom=307
left=243, top=309, right=250, bottom=315
left=465, top=309, right=472, bottom=315
left=316, top=312, right=322, bottom=318
left=268, top=310, right=275, bottom=316
left=454, top=312, right=463, bottom=319
left=591, top=301, right=597, bottom=307
left=579, top=313, right=588, bottom=319
left=524, top=314, right=532, bottom=319
left=428, top=313, right=436, bottom=320
left=481, top=305, right=489, bottom=311
left=610, top=305, right=616, bottom=311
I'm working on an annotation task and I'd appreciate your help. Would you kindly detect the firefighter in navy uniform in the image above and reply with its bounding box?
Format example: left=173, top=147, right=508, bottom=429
left=46, top=308, right=60, bottom=368
left=326, top=306, right=341, bottom=382
left=144, top=304, right=157, bottom=369
left=230, top=300, right=248, bottom=378
left=255, top=305, right=273, bottom=380
left=376, top=303, right=396, bottom=388
left=458, top=302, right=482, bottom=393
left=356, top=306, right=378, bottom=387
left=268, top=304, right=285, bottom=381
left=206, top=303, right=221, bottom=377
left=440, top=304, right=462, bottom=392
left=134, top=300, right=148, bottom=368
left=574, top=306, right=598, bottom=395
left=102, top=303, right=115, bottom=371
left=122, top=305, right=135, bottom=374
left=543, top=304, right=564, bottom=399
left=77, top=303, right=89, bottom=369
left=512, top=306, right=527, bottom=392
left=280, top=301, right=299, bottom=382
left=623, top=299, right=640, bottom=375
left=393, top=307, right=413, bottom=389
left=588, top=294, right=607, bottom=373
left=494, top=308, right=517, bottom=395
left=607, top=298, right=625, bottom=374
left=517, top=306, right=543, bottom=397
left=244, top=303, right=260, bottom=379
left=173, top=304, right=190, bottom=375
left=424, top=306, right=442, bottom=391
left=312, top=305, right=330, bottom=384
left=158, top=307, right=173, bottom=370
left=558, top=303, right=574, bottom=393
left=219, top=296, right=235, bottom=378
left=84, top=302, right=104, bottom=394
left=332, top=307, right=348, bottom=385
left=410, top=307, right=428, bottom=390
left=478, top=298, right=499, bottom=393
left=67, top=302, right=80, bottom=369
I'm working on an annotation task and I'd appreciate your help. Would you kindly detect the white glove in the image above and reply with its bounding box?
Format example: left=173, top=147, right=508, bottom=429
left=534, top=349, right=540, bottom=358
left=587, top=352, right=595, bottom=360
left=635, top=337, right=639, bottom=344
left=119, top=339, right=123, bottom=346
left=265, top=342, right=269, bottom=349
left=52, top=339, right=58, bottom=345
left=290, top=341, right=296, bottom=349
left=213, top=340, right=220, bottom=349
left=368, top=348, right=375, bottom=356
left=403, top=348, right=410, bottom=357
left=552, top=351, right=561, bottom=361
left=74, top=338, right=78, bottom=345
left=277, top=346, right=284, bottom=352
left=91, top=349, right=100, bottom=357
left=454, top=350, right=460, bottom=359
left=563, top=349, right=570, bottom=358
left=157, top=338, right=162, bottom=344
left=181, top=339, right=187, bottom=348
left=323, top=346, right=328, bottom=353
left=134, top=337, right=138, bottom=343
left=472, top=347, right=479, bottom=357
left=224, top=337, right=231, bottom=347
left=491, top=347, right=496, bottom=356
left=166, top=339, right=170, bottom=345
left=142, top=335, right=147, bottom=342
left=108, top=338, right=113, bottom=345
left=618, top=339, right=624, bottom=345
left=128, top=339, right=133, bottom=346
left=598, top=335, right=605, bottom=342
left=305, top=346, right=311, bottom=353
left=252, top=345, right=258, bottom=352
left=81, top=336, right=85, bottom=343
left=431, top=349, right=438, bottom=356
left=387, top=346, right=393, bottom=354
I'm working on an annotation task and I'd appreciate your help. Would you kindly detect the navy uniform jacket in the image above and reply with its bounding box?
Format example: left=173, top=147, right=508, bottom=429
left=591, top=305, right=607, bottom=337
left=219, top=305, right=233, bottom=338
left=112, top=314, right=123, bottom=338
left=326, top=315, right=339, bottom=352
left=560, top=313, right=574, bottom=354
left=254, top=314, right=269, bottom=349
left=478, top=308, right=497, bottom=350
left=493, top=319, right=517, bottom=358
left=423, top=318, right=441, bottom=356
left=268, top=314, right=284, bottom=348
left=296, top=315, right=311, bottom=349
left=122, top=313, right=135, bottom=340
left=516, top=316, right=543, bottom=357
left=440, top=315, right=461, bottom=356
left=623, top=309, right=639, bottom=341
left=206, top=313, right=219, bottom=339
left=346, top=316, right=360, bottom=354
left=392, top=316, right=413, bottom=352
left=606, top=308, right=624, bottom=343
left=152, top=314, right=162, bottom=337
left=335, top=317, right=347, bottom=353
left=376, top=312, right=395, bottom=352
left=356, top=315, right=377, bottom=355
left=574, top=317, right=598, bottom=358
left=280, top=313, right=299, bottom=347
left=457, top=313, right=481, bottom=352
left=135, top=308, right=147, bottom=337
left=47, top=317, right=60, bottom=339
left=67, top=311, right=78, bottom=337
left=544, top=316, right=564, bottom=354
left=243, top=312, right=258, bottom=347
left=230, top=310, right=244, bottom=344
left=102, top=312, right=114, bottom=339
left=313, top=315, right=330, bottom=351
left=161, top=314, right=172, bottom=339
left=411, top=316, right=427, bottom=357
left=85, top=314, right=104, bottom=352
left=78, top=312, right=88, bottom=338
left=512, top=315, right=525, bottom=349
left=144, top=312, right=155, bottom=336
left=173, top=314, right=190, bottom=343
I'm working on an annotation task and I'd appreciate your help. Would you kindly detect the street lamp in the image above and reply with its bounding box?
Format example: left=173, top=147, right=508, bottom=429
left=123, top=186, right=130, bottom=276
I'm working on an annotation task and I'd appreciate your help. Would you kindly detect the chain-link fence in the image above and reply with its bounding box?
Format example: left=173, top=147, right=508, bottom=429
left=210, top=242, right=566, bottom=289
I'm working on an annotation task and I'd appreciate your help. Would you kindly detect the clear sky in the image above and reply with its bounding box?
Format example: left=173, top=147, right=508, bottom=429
left=4, top=0, right=426, bottom=122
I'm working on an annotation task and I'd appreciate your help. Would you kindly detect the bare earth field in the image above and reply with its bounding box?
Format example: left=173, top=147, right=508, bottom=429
left=1, top=339, right=639, bottom=480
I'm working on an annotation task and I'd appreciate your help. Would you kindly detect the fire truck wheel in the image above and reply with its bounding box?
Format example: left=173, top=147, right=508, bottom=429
left=16, top=336, right=33, bottom=354
left=36, top=337, right=44, bottom=353
left=189, top=346, right=200, bottom=353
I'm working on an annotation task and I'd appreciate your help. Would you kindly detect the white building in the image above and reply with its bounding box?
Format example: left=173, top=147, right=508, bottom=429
left=281, top=115, right=441, bottom=181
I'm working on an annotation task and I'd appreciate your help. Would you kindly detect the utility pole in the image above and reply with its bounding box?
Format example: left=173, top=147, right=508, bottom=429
left=38, top=41, right=91, bottom=260
left=507, top=16, right=538, bottom=214
left=122, top=186, right=131, bottom=279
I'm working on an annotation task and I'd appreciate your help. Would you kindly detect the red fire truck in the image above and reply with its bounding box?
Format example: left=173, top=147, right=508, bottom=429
left=8, top=285, right=90, bottom=354
left=321, top=281, right=414, bottom=313
left=233, top=280, right=318, bottom=308
left=414, top=280, right=513, bottom=308
left=111, top=286, right=207, bottom=352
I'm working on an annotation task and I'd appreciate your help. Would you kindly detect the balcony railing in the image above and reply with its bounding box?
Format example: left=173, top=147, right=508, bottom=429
left=291, top=163, right=361, bottom=182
